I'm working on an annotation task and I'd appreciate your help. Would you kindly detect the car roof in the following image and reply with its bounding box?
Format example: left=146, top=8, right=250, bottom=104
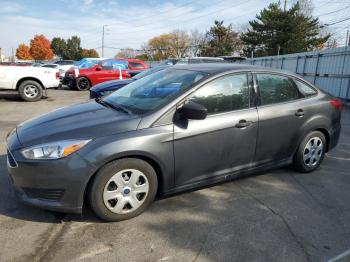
left=172, top=63, right=295, bottom=76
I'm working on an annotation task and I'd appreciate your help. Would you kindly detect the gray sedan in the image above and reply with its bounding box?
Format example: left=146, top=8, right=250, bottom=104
left=6, top=64, right=342, bottom=221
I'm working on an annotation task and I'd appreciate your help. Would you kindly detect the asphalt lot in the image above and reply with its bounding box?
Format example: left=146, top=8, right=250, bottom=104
left=0, top=89, right=350, bottom=262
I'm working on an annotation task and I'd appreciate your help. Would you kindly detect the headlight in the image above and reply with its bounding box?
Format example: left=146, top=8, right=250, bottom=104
left=21, top=139, right=91, bottom=160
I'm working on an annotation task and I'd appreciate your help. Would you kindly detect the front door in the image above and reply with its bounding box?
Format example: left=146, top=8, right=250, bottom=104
left=173, top=73, right=258, bottom=187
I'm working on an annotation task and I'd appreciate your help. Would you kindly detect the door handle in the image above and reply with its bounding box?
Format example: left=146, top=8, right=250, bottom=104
left=235, top=119, right=252, bottom=128
left=295, top=109, right=305, bottom=117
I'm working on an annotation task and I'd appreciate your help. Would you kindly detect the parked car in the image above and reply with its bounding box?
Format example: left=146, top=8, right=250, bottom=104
left=89, top=65, right=170, bottom=98
left=0, top=65, right=60, bottom=101
left=62, top=59, right=131, bottom=91
left=53, top=60, right=75, bottom=78
left=6, top=64, right=342, bottom=221
left=41, top=64, right=65, bottom=79
left=177, top=57, right=226, bottom=64
left=123, top=58, right=148, bottom=77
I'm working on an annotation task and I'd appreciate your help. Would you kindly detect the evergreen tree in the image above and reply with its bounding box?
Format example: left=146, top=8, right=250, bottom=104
left=240, top=2, right=330, bottom=57
left=201, top=20, right=242, bottom=57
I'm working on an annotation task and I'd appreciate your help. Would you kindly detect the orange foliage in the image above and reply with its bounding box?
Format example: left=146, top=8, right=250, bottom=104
left=29, top=35, right=54, bottom=60
left=16, top=44, right=32, bottom=60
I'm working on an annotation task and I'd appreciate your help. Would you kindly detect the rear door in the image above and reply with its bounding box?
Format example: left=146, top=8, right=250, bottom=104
left=0, top=66, right=16, bottom=89
left=254, top=72, right=308, bottom=164
left=173, top=72, right=258, bottom=187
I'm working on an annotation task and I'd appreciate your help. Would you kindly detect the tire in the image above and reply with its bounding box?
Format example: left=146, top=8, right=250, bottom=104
left=76, top=77, right=91, bottom=91
left=293, top=131, right=326, bottom=173
left=89, top=158, right=158, bottom=222
left=18, top=80, right=43, bottom=102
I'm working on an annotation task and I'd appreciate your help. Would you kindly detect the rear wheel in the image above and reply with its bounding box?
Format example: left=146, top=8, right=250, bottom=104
left=76, top=77, right=90, bottom=91
left=18, top=80, right=43, bottom=102
left=89, top=158, right=158, bottom=221
left=293, top=131, right=326, bottom=173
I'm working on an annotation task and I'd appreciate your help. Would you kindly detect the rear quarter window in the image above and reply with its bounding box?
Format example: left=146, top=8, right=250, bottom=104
left=294, top=79, right=317, bottom=97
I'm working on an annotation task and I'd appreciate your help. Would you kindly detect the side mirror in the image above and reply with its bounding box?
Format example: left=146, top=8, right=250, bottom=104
left=96, top=66, right=102, bottom=71
left=177, top=101, right=207, bottom=120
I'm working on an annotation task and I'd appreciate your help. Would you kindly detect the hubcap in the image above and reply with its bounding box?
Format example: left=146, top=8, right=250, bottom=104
left=24, top=85, right=38, bottom=98
left=103, top=169, right=149, bottom=214
left=303, top=137, right=323, bottom=167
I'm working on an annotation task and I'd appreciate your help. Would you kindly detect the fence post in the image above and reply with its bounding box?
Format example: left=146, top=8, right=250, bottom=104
left=302, top=55, right=307, bottom=77
left=313, top=53, right=320, bottom=84
left=339, top=49, right=348, bottom=97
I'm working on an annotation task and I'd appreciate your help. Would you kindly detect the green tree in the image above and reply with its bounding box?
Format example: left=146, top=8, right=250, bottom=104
left=51, top=37, right=67, bottom=59
left=240, top=3, right=330, bottom=57
left=66, top=36, right=83, bottom=60
left=200, top=20, right=242, bottom=57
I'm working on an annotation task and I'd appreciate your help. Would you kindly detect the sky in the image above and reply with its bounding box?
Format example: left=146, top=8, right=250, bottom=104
left=0, top=0, right=349, bottom=58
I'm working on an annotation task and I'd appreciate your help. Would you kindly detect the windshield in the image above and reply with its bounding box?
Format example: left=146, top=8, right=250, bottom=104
left=103, top=69, right=207, bottom=114
left=132, top=67, right=166, bottom=80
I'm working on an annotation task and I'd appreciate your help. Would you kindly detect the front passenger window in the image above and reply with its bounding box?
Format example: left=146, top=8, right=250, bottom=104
left=188, top=74, right=250, bottom=115
left=257, top=74, right=300, bottom=105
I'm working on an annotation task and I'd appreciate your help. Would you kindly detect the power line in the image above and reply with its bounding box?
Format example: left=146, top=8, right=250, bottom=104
left=105, top=0, right=254, bottom=38
left=106, top=0, right=200, bottom=27
left=325, top=16, right=350, bottom=26
left=105, top=0, right=232, bottom=34
left=316, top=5, right=350, bottom=17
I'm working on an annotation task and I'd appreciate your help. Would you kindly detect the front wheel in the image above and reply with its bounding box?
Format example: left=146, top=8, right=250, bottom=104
left=18, top=80, right=43, bottom=102
left=89, top=158, right=158, bottom=221
left=293, top=131, right=326, bottom=173
left=76, top=77, right=91, bottom=91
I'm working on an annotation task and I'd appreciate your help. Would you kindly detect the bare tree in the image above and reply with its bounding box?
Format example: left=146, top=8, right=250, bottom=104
left=189, top=29, right=206, bottom=56
left=293, top=0, right=314, bottom=16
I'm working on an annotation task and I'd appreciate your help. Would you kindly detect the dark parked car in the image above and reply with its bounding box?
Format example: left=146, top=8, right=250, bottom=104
left=6, top=64, right=342, bottom=221
left=89, top=65, right=170, bottom=99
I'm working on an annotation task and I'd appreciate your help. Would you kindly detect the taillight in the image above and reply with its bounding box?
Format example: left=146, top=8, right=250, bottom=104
left=330, top=98, right=343, bottom=110
left=55, top=71, right=60, bottom=79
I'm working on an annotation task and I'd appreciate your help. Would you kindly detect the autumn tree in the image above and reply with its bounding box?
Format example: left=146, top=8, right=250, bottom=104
left=201, top=20, right=242, bottom=57
left=116, top=48, right=136, bottom=59
left=81, top=49, right=99, bottom=58
left=16, top=44, right=32, bottom=60
left=144, top=30, right=192, bottom=60
left=29, top=35, right=54, bottom=60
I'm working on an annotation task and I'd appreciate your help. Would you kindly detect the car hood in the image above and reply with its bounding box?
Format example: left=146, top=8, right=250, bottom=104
left=16, top=101, right=141, bottom=147
left=91, top=79, right=135, bottom=92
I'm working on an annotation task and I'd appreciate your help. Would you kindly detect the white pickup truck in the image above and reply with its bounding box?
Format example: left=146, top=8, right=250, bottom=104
left=0, top=66, right=60, bottom=101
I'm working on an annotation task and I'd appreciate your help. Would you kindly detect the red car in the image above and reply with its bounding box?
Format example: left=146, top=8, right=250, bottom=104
left=63, top=58, right=148, bottom=91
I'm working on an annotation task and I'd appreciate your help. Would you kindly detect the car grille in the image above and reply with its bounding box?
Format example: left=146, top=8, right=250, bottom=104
left=7, top=149, right=18, bottom=168
left=22, top=188, right=65, bottom=201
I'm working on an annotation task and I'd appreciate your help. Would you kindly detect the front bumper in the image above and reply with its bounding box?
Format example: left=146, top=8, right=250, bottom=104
left=6, top=133, right=95, bottom=214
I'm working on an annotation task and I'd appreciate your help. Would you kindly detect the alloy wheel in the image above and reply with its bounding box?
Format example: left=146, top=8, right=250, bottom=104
left=23, top=85, right=39, bottom=98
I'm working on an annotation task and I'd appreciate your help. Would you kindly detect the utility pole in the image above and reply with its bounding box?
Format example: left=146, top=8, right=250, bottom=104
left=102, top=25, right=105, bottom=58
left=284, top=0, right=287, bottom=11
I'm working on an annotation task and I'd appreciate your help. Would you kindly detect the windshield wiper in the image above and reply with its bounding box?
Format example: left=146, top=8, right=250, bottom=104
left=95, top=98, right=132, bottom=115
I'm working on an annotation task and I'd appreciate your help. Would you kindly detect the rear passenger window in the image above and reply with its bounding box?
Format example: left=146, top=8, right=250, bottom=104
left=130, top=62, right=145, bottom=69
left=188, top=74, right=250, bottom=115
left=294, top=80, right=317, bottom=97
left=256, top=74, right=300, bottom=105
